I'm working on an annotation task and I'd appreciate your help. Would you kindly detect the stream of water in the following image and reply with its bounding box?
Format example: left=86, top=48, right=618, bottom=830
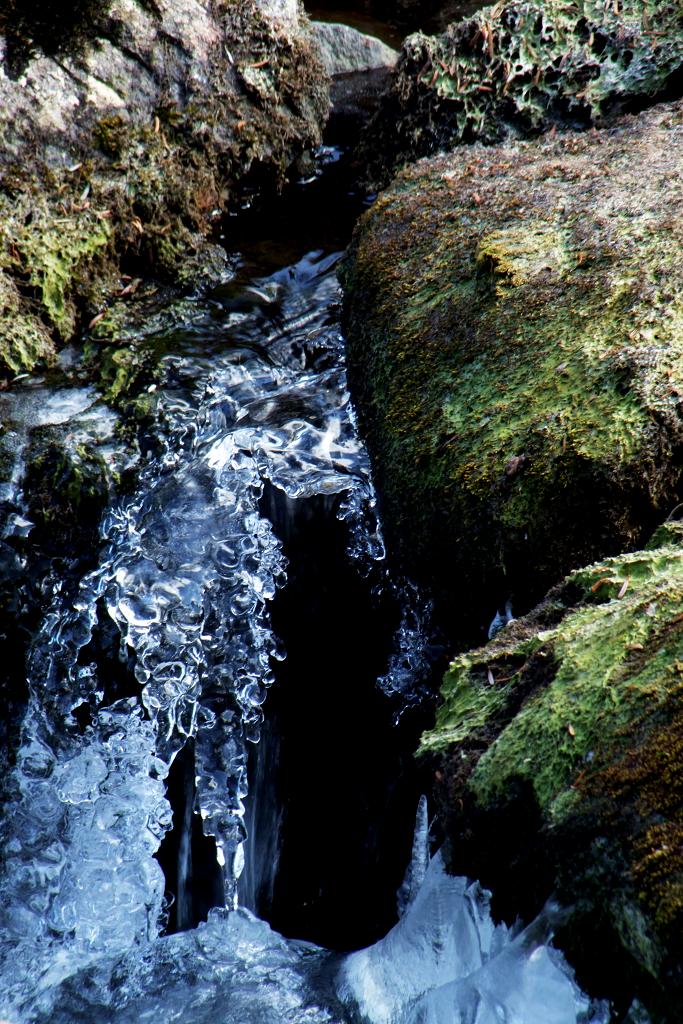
left=0, top=150, right=616, bottom=1023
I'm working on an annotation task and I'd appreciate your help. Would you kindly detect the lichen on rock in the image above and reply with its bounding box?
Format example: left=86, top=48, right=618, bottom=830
left=1, top=187, right=115, bottom=337
left=357, top=0, right=683, bottom=186
left=341, top=99, right=683, bottom=639
left=0, top=270, right=54, bottom=375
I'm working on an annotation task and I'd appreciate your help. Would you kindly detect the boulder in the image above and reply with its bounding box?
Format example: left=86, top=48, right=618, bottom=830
left=312, top=21, right=398, bottom=76
left=0, top=0, right=329, bottom=376
left=355, top=0, right=683, bottom=186
left=420, top=519, right=683, bottom=1014
left=310, top=21, right=398, bottom=146
left=341, top=99, right=683, bottom=640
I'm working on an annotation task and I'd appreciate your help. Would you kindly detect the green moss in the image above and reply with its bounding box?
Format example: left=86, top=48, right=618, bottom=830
left=578, top=700, right=683, bottom=962
left=92, top=116, right=129, bottom=159
left=422, top=538, right=683, bottom=806
left=15, top=210, right=111, bottom=338
left=92, top=344, right=159, bottom=420
left=0, top=0, right=328, bottom=378
left=0, top=174, right=118, bottom=375
left=427, top=669, right=512, bottom=747
left=342, top=101, right=683, bottom=633
left=358, top=0, right=683, bottom=185
left=23, top=437, right=112, bottom=557
left=473, top=548, right=683, bottom=813
left=0, top=271, right=54, bottom=374
left=421, top=528, right=683, bottom=991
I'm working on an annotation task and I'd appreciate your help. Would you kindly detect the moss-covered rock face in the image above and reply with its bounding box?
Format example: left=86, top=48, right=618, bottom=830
left=0, top=0, right=329, bottom=378
left=357, top=0, right=683, bottom=186
left=341, top=99, right=683, bottom=639
left=22, top=433, right=113, bottom=560
left=420, top=522, right=683, bottom=1012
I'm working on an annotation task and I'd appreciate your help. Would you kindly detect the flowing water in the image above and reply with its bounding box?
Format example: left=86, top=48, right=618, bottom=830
left=0, top=151, right=617, bottom=1023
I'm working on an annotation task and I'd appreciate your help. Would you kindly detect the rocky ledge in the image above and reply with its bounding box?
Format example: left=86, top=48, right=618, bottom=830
left=0, top=0, right=329, bottom=378
left=421, top=518, right=683, bottom=1015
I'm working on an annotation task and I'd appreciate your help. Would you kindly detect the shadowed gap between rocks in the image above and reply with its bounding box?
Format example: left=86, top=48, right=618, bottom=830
left=306, top=0, right=488, bottom=47
left=246, top=483, right=431, bottom=951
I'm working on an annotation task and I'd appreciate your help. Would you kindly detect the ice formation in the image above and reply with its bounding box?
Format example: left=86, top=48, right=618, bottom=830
left=339, top=849, right=606, bottom=1024
left=339, top=794, right=607, bottom=1024
left=0, top=245, right=613, bottom=1024
left=0, top=248, right=387, bottom=1020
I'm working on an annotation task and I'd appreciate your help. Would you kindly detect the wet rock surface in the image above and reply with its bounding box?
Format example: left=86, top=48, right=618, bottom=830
left=355, top=0, right=683, bottom=187
left=341, top=99, right=683, bottom=641
left=0, top=0, right=329, bottom=376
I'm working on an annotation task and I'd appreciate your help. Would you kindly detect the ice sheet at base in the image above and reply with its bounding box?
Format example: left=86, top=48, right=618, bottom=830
left=26, top=907, right=341, bottom=1024
left=8, top=850, right=610, bottom=1024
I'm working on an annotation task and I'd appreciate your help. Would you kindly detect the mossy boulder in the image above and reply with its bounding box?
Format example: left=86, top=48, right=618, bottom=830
left=357, top=0, right=683, bottom=186
left=22, top=433, right=113, bottom=561
left=420, top=521, right=683, bottom=1014
left=0, top=0, right=329, bottom=378
left=341, top=99, right=683, bottom=640
left=0, top=269, right=55, bottom=375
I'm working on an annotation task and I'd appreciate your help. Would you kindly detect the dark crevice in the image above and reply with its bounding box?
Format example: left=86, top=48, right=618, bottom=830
left=155, top=740, right=225, bottom=934
left=244, top=481, right=432, bottom=951
left=604, top=61, right=683, bottom=118
left=306, top=0, right=488, bottom=46
left=76, top=597, right=140, bottom=709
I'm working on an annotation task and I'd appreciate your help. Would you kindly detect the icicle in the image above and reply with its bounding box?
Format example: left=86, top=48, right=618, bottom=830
left=397, top=795, right=430, bottom=917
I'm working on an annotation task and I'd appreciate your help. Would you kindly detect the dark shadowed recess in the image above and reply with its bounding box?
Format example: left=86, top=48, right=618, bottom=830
left=222, top=144, right=370, bottom=274
left=154, top=133, right=438, bottom=947
left=307, top=0, right=487, bottom=47
left=0, top=0, right=161, bottom=78
left=246, top=484, right=433, bottom=950
left=156, top=742, right=226, bottom=933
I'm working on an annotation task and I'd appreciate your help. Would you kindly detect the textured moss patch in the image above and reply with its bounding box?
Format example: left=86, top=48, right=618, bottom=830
left=90, top=342, right=161, bottom=424
left=342, top=100, right=683, bottom=638
left=0, top=168, right=121, bottom=374
left=0, top=271, right=54, bottom=374
left=421, top=523, right=683, bottom=1006
left=2, top=195, right=113, bottom=339
left=358, top=0, right=683, bottom=185
left=423, top=540, right=683, bottom=808
left=22, top=434, right=113, bottom=559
